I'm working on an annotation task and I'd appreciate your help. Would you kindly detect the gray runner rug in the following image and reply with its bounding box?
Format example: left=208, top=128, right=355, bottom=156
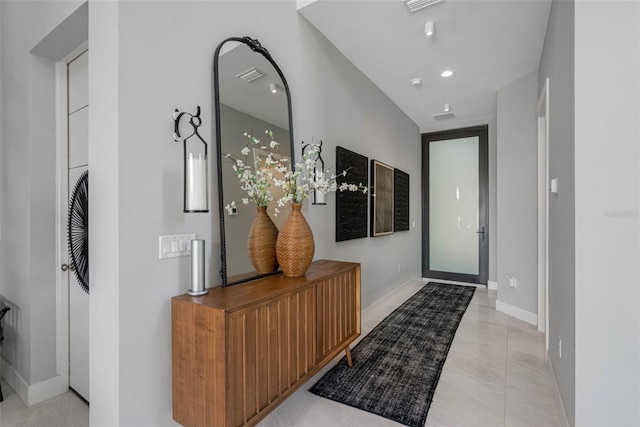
left=309, top=282, right=475, bottom=427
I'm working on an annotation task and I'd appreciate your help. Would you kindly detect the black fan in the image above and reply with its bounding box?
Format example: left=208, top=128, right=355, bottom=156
left=68, top=171, right=89, bottom=294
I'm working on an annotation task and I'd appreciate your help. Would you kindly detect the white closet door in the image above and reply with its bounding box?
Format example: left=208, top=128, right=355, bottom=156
left=68, top=50, right=89, bottom=402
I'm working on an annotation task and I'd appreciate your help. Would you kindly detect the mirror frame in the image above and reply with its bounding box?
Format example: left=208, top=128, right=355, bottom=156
left=213, top=36, right=294, bottom=287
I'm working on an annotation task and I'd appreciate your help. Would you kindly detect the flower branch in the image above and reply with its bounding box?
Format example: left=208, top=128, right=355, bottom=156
left=223, top=129, right=286, bottom=215
left=272, top=141, right=367, bottom=211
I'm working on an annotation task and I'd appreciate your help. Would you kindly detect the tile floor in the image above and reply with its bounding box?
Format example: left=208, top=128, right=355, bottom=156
left=0, top=379, right=88, bottom=427
left=0, top=278, right=568, bottom=427
left=260, top=278, right=569, bottom=427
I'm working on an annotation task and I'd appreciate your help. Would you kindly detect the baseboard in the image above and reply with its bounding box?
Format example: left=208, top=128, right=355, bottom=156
left=495, top=300, right=537, bottom=325
left=363, top=274, right=422, bottom=314
left=1, top=357, right=68, bottom=406
left=487, top=281, right=498, bottom=290
left=1, top=356, right=29, bottom=404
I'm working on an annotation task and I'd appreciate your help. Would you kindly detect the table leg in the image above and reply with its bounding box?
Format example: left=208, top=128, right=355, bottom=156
left=345, top=345, right=353, bottom=368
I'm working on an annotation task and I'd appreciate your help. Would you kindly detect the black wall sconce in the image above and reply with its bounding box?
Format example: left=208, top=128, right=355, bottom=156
left=173, top=106, right=209, bottom=213
left=302, top=140, right=326, bottom=205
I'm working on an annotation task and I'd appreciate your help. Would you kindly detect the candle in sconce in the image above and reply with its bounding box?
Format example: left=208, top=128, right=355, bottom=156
left=314, top=169, right=326, bottom=204
left=186, top=153, right=208, bottom=211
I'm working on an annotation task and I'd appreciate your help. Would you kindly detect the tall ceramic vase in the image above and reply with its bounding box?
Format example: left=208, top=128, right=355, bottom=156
left=276, top=203, right=315, bottom=277
left=247, top=206, right=279, bottom=274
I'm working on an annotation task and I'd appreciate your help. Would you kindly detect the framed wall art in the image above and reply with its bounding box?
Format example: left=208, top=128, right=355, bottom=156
left=370, top=160, right=394, bottom=237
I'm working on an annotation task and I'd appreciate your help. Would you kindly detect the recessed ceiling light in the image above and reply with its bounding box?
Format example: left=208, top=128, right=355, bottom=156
left=440, top=70, right=454, bottom=78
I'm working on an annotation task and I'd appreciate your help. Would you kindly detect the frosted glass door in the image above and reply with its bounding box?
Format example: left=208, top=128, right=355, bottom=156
left=422, top=126, right=488, bottom=284
left=430, top=138, right=479, bottom=274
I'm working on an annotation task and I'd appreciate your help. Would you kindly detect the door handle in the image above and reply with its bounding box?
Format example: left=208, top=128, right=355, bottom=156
left=476, top=226, right=485, bottom=242
left=61, top=264, right=75, bottom=272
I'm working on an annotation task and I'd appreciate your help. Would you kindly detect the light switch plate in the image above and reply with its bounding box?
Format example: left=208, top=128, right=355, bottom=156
left=550, top=178, right=559, bottom=194
left=159, top=234, right=196, bottom=259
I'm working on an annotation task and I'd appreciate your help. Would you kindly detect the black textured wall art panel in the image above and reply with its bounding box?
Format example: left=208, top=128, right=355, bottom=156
left=336, top=146, right=369, bottom=242
left=394, top=168, right=410, bottom=232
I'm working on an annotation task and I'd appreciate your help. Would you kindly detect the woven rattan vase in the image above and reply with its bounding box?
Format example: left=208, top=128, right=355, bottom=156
left=276, top=203, right=315, bottom=277
left=247, top=206, right=279, bottom=274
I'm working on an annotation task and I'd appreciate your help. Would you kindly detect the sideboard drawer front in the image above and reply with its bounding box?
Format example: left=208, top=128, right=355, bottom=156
left=227, top=286, right=316, bottom=426
left=316, top=268, right=359, bottom=362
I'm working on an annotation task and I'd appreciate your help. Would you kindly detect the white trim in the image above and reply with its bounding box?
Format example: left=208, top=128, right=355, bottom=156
left=496, top=300, right=538, bottom=326
left=487, top=280, right=498, bottom=290
left=1, top=357, right=28, bottom=404
left=1, top=358, right=68, bottom=407
left=62, top=41, right=88, bottom=64
left=536, top=77, right=550, bottom=349
left=54, top=60, right=70, bottom=387
left=422, top=277, right=485, bottom=288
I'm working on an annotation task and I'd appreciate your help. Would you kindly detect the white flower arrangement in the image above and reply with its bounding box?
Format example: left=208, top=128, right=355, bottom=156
left=272, top=141, right=367, bottom=211
left=224, top=130, right=286, bottom=215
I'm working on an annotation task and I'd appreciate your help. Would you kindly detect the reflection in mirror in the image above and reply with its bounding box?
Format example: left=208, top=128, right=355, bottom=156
left=214, top=37, right=293, bottom=287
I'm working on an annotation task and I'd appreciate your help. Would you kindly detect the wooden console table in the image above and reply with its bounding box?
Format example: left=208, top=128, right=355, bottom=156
left=172, top=260, right=361, bottom=427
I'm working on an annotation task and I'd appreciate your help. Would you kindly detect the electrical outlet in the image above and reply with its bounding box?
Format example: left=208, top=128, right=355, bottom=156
left=558, top=337, right=562, bottom=358
left=508, top=275, right=517, bottom=288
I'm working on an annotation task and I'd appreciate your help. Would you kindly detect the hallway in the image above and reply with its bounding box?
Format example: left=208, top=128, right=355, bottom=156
left=0, top=281, right=568, bottom=426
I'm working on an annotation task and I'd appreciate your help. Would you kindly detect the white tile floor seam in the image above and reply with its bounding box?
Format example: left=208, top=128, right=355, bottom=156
left=0, top=278, right=569, bottom=427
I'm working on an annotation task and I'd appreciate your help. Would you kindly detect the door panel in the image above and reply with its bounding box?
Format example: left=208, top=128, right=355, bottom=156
left=69, top=107, right=88, bottom=169
left=68, top=52, right=88, bottom=113
left=68, top=166, right=89, bottom=401
left=67, top=50, right=89, bottom=402
left=422, top=126, right=488, bottom=284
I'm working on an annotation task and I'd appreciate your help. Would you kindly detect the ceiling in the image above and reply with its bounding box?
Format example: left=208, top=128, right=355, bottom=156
left=298, top=0, right=552, bottom=132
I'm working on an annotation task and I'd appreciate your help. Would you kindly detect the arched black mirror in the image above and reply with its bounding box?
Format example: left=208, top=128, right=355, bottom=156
left=214, top=36, right=294, bottom=287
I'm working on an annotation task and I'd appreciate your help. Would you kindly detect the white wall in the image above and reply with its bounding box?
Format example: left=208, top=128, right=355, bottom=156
left=496, top=70, right=539, bottom=314
left=0, top=0, right=85, bottom=394
left=574, top=1, right=640, bottom=424
left=88, top=0, right=119, bottom=424
left=85, top=1, right=421, bottom=424
left=538, top=0, right=576, bottom=422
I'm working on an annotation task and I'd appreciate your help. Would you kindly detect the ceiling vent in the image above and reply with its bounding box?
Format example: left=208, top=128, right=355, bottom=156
left=433, top=111, right=456, bottom=120
left=403, top=0, right=446, bottom=14
left=235, top=67, right=265, bottom=83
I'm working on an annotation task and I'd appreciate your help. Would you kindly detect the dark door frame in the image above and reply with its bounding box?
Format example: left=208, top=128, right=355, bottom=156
left=422, top=125, right=489, bottom=285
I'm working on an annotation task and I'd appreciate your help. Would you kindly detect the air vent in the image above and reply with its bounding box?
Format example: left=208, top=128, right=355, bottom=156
left=433, top=111, right=456, bottom=121
left=403, top=0, right=446, bottom=14
left=235, top=67, right=265, bottom=83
